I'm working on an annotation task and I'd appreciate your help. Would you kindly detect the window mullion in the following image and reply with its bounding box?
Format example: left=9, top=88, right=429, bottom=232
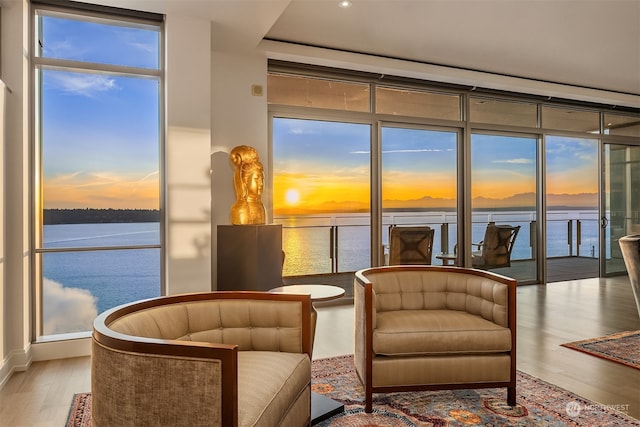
left=35, top=57, right=161, bottom=79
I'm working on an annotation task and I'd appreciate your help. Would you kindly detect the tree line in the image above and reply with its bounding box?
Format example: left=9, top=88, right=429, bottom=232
left=44, top=209, right=160, bottom=225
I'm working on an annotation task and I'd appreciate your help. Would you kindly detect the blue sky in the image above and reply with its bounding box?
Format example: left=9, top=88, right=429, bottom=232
left=41, top=15, right=159, bottom=68
left=40, top=15, right=161, bottom=209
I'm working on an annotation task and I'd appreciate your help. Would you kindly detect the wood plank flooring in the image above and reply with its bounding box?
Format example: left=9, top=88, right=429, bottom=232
left=1, top=276, right=638, bottom=426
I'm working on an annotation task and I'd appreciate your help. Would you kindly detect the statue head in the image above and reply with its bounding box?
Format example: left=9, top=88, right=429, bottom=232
left=230, top=145, right=266, bottom=225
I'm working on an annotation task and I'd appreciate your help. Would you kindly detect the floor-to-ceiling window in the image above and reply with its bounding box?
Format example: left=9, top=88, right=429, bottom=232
left=33, top=3, right=163, bottom=338
left=543, top=106, right=600, bottom=281
left=268, top=63, right=640, bottom=285
left=273, top=118, right=371, bottom=276
left=470, top=133, right=538, bottom=282
left=377, top=86, right=461, bottom=265
left=381, top=126, right=458, bottom=262
left=545, top=135, right=599, bottom=281
left=603, top=143, right=640, bottom=275
left=601, top=112, right=640, bottom=276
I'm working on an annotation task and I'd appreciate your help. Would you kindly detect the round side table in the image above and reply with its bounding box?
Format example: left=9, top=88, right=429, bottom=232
left=268, top=284, right=345, bottom=302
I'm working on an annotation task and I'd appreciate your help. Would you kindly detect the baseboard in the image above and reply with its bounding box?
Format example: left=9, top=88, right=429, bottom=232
left=31, top=336, right=91, bottom=362
left=0, top=337, right=91, bottom=390
left=0, top=346, right=32, bottom=390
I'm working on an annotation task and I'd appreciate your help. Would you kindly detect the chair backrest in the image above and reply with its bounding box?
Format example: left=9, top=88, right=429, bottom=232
left=358, top=266, right=513, bottom=327
left=388, top=226, right=434, bottom=265
left=476, top=224, right=520, bottom=269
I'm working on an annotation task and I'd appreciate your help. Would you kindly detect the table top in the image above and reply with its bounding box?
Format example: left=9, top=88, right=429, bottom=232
left=269, top=284, right=346, bottom=302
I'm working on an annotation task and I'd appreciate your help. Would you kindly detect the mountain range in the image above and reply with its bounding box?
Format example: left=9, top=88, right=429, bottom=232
left=276, top=192, right=598, bottom=215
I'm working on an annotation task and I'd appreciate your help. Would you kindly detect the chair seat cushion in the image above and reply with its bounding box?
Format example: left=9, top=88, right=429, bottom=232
left=237, top=351, right=310, bottom=427
left=373, top=309, right=511, bottom=356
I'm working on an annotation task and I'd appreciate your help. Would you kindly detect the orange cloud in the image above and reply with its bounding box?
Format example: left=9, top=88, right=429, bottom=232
left=44, top=171, right=159, bottom=209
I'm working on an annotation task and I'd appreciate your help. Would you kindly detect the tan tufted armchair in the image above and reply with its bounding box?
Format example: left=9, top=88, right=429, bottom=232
left=354, top=265, right=517, bottom=413
left=92, top=291, right=315, bottom=426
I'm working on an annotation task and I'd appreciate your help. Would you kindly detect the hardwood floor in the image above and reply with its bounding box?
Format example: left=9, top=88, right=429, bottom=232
left=515, top=277, right=640, bottom=420
left=0, top=356, right=91, bottom=427
left=1, top=276, right=638, bottom=426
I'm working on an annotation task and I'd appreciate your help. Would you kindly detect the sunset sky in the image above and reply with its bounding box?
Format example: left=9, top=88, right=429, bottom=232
left=273, top=118, right=599, bottom=214
left=41, top=14, right=160, bottom=210
left=273, top=119, right=371, bottom=212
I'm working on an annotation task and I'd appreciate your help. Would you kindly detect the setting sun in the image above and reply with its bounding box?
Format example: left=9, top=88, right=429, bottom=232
left=285, top=189, right=300, bottom=205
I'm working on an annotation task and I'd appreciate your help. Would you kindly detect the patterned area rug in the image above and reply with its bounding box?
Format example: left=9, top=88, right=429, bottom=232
left=311, top=355, right=639, bottom=427
left=66, top=392, right=91, bottom=427
left=561, top=330, right=640, bottom=370
left=67, top=354, right=639, bottom=426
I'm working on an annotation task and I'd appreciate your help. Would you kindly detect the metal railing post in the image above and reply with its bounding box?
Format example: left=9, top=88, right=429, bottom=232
left=440, top=223, right=449, bottom=254
left=568, top=219, right=573, bottom=256
left=530, top=220, right=536, bottom=260
left=334, top=225, right=339, bottom=273
left=576, top=219, right=581, bottom=257
left=329, top=226, right=335, bottom=273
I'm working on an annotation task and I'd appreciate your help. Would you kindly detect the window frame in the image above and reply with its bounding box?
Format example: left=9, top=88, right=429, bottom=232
left=268, top=64, right=640, bottom=285
left=30, top=2, right=166, bottom=340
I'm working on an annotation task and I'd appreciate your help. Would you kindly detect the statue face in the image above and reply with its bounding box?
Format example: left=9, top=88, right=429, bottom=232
left=246, top=169, right=264, bottom=197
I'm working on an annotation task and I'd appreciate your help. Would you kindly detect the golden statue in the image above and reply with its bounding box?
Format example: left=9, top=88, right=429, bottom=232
left=230, top=145, right=266, bottom=225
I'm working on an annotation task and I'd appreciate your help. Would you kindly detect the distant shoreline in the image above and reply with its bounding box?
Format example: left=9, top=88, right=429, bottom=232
left=44, top=208, right=160, bottom=225
left=44, top=206, right=597, bottom=225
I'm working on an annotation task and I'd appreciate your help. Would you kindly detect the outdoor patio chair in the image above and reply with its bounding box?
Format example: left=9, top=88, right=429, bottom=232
left=471, top=223, right=520, bottom=269
left=388, top=226, right=434, bottom=265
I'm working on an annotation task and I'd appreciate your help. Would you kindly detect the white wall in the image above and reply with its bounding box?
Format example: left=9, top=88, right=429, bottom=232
left=210, top=51, right=268, bottom=287
left=0, top=0, right=32, bottom=387
left=0, top=79, right=5, bottom=375
left=161, top=15, right=270, bottom=293
left=164, top=14, right=213, bottom=295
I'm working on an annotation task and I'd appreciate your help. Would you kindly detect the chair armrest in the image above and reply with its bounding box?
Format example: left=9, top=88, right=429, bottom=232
left=354, top=272, right=375, bottom=388
left=92, top=331, right=239, bottom=426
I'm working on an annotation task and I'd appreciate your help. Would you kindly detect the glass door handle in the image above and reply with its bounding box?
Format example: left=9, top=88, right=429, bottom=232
left=600, top=217, right=609, bottom=229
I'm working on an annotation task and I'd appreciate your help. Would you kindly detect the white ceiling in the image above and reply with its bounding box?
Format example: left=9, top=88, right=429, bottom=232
left=92, top=0, right=640, bottom=96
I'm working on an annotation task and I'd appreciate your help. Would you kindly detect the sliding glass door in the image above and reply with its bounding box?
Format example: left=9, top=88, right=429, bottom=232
left=545, top=136, right=599, bottom=282
left=381, top=126, right=458, bottom=265
left=272, top=117, right=371, bottom=277
left=470, top=133, right=537, bottom=282
left=602, top=144, right=640, bottom=275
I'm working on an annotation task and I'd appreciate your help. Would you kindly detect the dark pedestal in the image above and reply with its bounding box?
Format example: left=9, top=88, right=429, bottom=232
left=216, top=224, right=283, bottom=291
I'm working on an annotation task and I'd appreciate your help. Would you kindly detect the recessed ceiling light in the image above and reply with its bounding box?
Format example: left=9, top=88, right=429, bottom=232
left=339, top=0, right=352, bottom=8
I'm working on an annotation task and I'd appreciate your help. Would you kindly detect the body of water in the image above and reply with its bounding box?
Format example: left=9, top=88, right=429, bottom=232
left=42, top=211, right=601, bottom=334
left=42, top=222, right=160, bottom=335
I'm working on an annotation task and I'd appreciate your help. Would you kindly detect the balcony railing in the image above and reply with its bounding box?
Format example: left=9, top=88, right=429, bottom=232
left=275, top=210, right=602, bottom=277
